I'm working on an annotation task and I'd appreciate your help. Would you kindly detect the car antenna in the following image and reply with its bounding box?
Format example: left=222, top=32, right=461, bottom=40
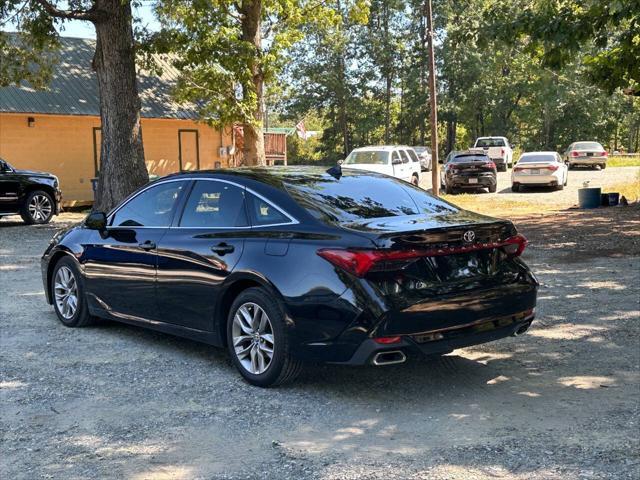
left=326, top=160, right=343, bottom=179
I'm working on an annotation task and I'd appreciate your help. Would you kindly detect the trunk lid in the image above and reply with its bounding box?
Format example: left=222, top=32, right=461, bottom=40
left=342, top=213, right=515, bottom=249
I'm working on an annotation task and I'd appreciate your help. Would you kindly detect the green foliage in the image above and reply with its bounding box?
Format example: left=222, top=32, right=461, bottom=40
left=282, top=0, right=640, bottom=164
left=149, top=0, right=368, bottom=130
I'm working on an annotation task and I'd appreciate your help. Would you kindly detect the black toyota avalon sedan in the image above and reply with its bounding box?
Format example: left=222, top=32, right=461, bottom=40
left=42, top=167, right=537, bottom=386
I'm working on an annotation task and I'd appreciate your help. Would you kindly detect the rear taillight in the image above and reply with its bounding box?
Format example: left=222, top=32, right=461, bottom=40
left=601, top=151, right=608, bottom=157
left=501, top=234, right=527, bottom=257
left=570, top=151, right=579, bottom=157
left=373, top=336, right=402, bottom=344
left=486, top=161, right=496, bottom=169
left=545, top=165, right=559, bottom=171
left=500, top=148, right=505, bottom=156
left=514, top=166, right=524, bottom=171
left=317, top=234, right=528, bottom=277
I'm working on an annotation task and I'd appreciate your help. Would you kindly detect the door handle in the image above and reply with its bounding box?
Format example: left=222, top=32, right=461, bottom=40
left=138, top=240, right=156, bottom=251
left=211, top=242, right=235, bottom=255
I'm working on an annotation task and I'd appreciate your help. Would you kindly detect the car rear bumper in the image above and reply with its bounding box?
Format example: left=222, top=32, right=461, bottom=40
left=339, top=310, right=535, bottom=365
left=449, top=174, right=496, bottom=188
left=295, top=265, right=538, bottom=364
left=512, top=173, right=559, bottom=185
left=569, top=157, right=606, bottom=165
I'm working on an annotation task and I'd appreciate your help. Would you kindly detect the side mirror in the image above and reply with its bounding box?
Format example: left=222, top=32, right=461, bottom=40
left=392, top=158, right=402, bottom=165
left=85, top=211, right=107, bottom=235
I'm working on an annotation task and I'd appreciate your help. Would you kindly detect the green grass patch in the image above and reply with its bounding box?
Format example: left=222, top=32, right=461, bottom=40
left=608, top=155, right=640, bottom=167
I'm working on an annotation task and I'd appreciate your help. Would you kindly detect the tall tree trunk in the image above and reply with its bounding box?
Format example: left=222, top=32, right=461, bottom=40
left=383, top=4, right=391, bottom=144
left=240, top=0, right=266, bottom=166
left=92, top=0, right=148, bottom=212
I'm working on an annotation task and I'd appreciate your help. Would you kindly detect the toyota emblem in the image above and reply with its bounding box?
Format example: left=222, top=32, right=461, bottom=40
left=463, top=230, right=476, bottom=243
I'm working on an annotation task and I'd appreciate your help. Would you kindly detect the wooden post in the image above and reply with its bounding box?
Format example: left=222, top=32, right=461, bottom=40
left=425, top=0, right=439, bottom=195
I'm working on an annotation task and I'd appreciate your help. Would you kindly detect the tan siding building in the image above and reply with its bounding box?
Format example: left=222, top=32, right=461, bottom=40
left=0, top=37, right=234, bottom=204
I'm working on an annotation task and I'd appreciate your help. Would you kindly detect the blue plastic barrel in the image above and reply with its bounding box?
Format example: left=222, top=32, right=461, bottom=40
left=578, top=187, right=601, bottom=208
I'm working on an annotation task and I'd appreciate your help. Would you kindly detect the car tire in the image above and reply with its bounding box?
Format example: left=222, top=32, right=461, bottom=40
left=411, top=174, right=419, bottom=187
left=498, top=165, right=507, bottom=172
left=556, top=182, right=564, bottom=191
left=227, top=287, right=302, bottom=387
left=51, top=256, right=96, bottom=327
left=21, top=190, right=55, bottom=225
left=511, top=183, right=520, bottom=192
left=601, top=163, right=606, bottom=170
left=488, top=183, right=497, bottom=193
left=564, top=173, right=568, bottom=186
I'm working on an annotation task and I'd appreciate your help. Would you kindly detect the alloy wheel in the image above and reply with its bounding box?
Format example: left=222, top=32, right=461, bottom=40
left=232, top=302, right=275, bottom=375
left=28, top=194, right=52, bottom=222
left=54, top=266, right=78, bottom=320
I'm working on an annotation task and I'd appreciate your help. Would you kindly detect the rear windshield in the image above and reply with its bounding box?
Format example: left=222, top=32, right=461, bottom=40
left=476, top=138, right=506, bottom=147
left=283, top=173, right=457, bottom=223
left=451, top=154, right=489, bottom=163
left=518, top=154, right=556, bottom=163
left=344, top=150, right=389, bottom=165
left=574, top=142, right=603, bottom=150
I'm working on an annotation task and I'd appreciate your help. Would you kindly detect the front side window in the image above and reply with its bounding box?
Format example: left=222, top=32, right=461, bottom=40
left=180, top=180, right=248, bottom=228
left=246, top=193, right=290, bottom=226
left=111, top=181, right=186, bottom=227
left=399, top=150, right=410, bottom=163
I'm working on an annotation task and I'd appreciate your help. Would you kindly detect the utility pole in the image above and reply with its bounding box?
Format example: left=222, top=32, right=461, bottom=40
left=425, top=0, right=440, bottom=195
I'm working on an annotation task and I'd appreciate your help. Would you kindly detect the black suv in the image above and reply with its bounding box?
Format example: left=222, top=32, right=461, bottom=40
left=0, top=158, right=62, bottom=224
left=442, top=151, right=498, bottom=194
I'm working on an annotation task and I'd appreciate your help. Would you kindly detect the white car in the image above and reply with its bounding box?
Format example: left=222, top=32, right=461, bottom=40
left=472, top=136, right=513, bottom=172
left=413, top=146, right=432, bottom=171
left=343, top=146, right=421, bottom=186
left=511, top=151, right=568, bottom=192
left=563, top=141, right=608, bottom=169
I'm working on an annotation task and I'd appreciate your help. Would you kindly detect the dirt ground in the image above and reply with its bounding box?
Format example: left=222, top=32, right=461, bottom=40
left=1, top=205, right=639, bottom=479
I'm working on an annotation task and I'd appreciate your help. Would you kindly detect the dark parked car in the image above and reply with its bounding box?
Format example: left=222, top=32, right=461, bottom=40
left=442, top=151, right=498, bottom=194
left=42, top=167, right=537, bottom=387
left=0, top=158, right=61, bottom=224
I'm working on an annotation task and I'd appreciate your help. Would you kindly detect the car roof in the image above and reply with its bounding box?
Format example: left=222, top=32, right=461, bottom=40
left=521, top=151, right=557, bottom=156
left=159, top=165, right=382, bottom=185
left=350, top=145, right=413, bottom=152
left=476, top=136, right=507, bottom=140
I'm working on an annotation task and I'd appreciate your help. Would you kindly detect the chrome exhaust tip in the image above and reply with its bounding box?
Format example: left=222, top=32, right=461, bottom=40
left=372, top=350, right=407, bottom=366
left=513, top=321, right=532, bottom=336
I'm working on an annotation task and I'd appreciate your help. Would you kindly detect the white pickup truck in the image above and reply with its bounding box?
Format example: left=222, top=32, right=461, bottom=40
left=471, top=136, right=513, bottom=171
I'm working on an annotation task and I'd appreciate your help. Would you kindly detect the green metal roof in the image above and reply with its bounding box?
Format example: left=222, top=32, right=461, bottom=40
left=0, top=36, right=199, bottom=120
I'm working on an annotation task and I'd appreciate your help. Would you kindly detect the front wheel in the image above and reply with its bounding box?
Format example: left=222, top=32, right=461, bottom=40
left=21, top=190, right=54, bottom=224
left=51, top=256, right=96, bottom=327
left=227, top=288, right=302, bottom=387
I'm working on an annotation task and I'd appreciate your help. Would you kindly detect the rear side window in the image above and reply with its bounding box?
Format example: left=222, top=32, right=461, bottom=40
left=179, top=181, right=248, bottom=228
left=407, top=149, right=420, bottom=163
left=246, top=193, right=291, bottom=226
left=111, top=181, right=186, bottom=227
left=398, top=150, right=410, bottom=163
left=283, top=173, right=457, bottom=223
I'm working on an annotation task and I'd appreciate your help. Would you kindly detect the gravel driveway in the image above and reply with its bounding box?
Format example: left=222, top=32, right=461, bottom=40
left=420, top=165, right=639, bottom=206
left=1, top=202, right=639, bottom=479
